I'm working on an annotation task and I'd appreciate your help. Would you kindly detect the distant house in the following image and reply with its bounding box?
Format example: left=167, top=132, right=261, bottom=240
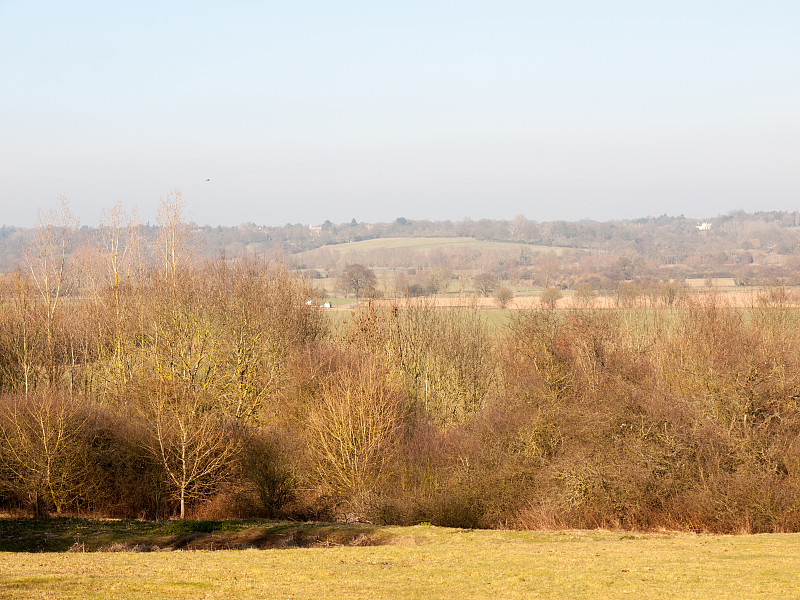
left=307, top=299, right=332, bottom=308
left=308, top=225, right=322, bottom=236
left=696, top=222, right=712, bottom=231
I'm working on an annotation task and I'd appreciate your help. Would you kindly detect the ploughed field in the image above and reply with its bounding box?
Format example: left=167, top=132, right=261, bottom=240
left=1, top=519, right=799, bottom=599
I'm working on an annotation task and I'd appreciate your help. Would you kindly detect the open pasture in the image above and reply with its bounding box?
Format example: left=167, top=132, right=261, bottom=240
left=296, top=236, right=557, bottom=255
left=1, top=524, right=799, bottom=599
left=294, top=236, right=567, bottom=272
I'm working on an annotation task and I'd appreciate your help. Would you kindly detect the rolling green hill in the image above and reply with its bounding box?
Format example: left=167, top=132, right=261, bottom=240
left=296, top=236, right=567, bottom=255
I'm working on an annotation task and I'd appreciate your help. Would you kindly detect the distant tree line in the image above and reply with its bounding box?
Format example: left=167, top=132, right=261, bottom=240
left=3, top=209, right=800, bottom=288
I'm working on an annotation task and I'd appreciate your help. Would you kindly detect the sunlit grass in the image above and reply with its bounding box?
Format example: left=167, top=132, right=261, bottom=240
left=2, top=526, right=799, bottom=599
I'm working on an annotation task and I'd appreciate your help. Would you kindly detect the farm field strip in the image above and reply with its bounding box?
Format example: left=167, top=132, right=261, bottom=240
left=325, top=290, right=800, bottom=311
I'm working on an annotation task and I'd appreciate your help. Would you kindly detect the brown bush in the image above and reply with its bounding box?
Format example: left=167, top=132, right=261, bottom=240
left=236, top=429, right=297, bottom=518
left=305, top=351, right=405, bottom=518
left=346, top=300, right=500, bottom=425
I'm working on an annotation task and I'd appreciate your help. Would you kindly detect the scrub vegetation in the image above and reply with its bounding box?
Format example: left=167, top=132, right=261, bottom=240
left=2, top=197, right=800, bottom=534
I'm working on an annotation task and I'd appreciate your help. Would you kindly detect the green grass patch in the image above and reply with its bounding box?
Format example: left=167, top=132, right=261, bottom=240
left=298, top=236, right=555, bottom=254
left=296, top=237, right=571, bottom=271
left=477, top=308, right=514, bottom=328
left=0, top=524, right=799, bottom=599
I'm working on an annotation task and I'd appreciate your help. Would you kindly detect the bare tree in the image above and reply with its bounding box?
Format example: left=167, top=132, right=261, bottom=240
left=138, top=195, right=237, bottom=518
left=573, top=284, right=596, bottom=309
left=206, top=257, right=315, bottom=423
left=425, top=266, right=453, bottom=295
left=307, top=354, right=402, bottom=513
left=81, top=203, right=142, bottom=402
left=494, top=285, right=515, bottom=309
left=0, top=273, right=35, bottom=395
left=148, top=391, right=236, bottom=519
left=540, top=287, right=563, bottom=310
left=24, top=198, right=78, bottom=389
left=341, top=264, right=377, bottom=300
left=473, top=272, right=497, bottom=297
left=0, top=392, right=92, bottom=516
left=156, top=189, right=193, bottom=281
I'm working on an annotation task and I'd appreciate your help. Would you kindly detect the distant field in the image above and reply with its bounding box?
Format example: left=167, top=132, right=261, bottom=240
left=1, top=522, right=799, bottom=599
left=329, top=287, right=800, bottom=312
left=684, top=277, right=738, bottom=288
left=297, top=236, right=562, bottom=254
left=295, top=237, right=570, bottom=272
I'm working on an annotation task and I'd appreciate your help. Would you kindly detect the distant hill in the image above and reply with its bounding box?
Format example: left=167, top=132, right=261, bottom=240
left=2, top=211, right=799, bottom=287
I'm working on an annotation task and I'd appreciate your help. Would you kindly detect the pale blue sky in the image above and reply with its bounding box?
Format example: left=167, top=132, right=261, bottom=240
left=2, top=1, right=798, bottom=226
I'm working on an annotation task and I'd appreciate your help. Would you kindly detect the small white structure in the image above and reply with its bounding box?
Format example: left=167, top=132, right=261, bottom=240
left=696, top=222, right=712, bottom=231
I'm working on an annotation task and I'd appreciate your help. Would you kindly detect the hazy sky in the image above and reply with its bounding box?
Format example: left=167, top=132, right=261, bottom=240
left=2, top=1, right=799, bottom=227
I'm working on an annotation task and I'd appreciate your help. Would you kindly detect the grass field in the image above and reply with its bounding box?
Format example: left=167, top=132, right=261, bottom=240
left=296, top=236, right=565, bottom=256
left=1, top=521, right=799, bottom=599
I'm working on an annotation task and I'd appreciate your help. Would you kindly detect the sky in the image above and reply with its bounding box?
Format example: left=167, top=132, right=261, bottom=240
left=1, top=1, right=799, bottom=227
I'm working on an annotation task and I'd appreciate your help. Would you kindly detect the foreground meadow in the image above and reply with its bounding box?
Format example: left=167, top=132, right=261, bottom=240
left=2, top=526, right=799, bottom=599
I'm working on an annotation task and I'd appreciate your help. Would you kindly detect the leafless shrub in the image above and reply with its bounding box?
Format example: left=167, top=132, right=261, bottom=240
left=346, top=300, right=500, bottom=425
left=540, top=287, right=562, bottom=310
left=306, top=352, right=405, bottom=517
left=237, top=429, right=296, bottom=518
left=0, top=391, right=93, bottom=516
left=493, top=285, right=514, bottom=309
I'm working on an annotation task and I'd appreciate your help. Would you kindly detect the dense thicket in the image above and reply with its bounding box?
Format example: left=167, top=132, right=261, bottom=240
left=2, top=203, right=800, bottom=533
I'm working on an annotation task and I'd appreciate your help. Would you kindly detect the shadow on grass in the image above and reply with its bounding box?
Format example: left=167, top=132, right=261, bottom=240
left=0, top=518, right=386, bottom=552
